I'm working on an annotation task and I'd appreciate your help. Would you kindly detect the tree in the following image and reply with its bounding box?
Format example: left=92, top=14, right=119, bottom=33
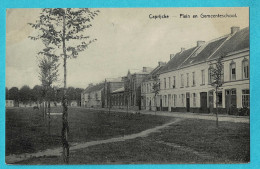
left=38, top=55, right=59, bottom=119
left=19, top=85, right=32, bottom=105
left=209, top=56, right=224, bottom=127
left=8, top=87, right=19, bottom=105
left=29, top=8, right=99, bottom=163
left=32, top=85, right=44, bottom=106
left=152, top=75, right=160, bottom=114
left=6, top=87, right=9, bottom=100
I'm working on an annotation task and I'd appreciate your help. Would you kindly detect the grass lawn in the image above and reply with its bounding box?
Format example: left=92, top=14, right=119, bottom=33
left=17, top=118, right=249, bottom=164
left=149, top=119, right=250, bottom=163
left=6, top=107, right=172, bottom=156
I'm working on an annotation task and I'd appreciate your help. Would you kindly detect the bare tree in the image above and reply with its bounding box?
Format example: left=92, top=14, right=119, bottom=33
left=29, top=8, right=99, bottom=163
left=209, top=56, right=224, bottom=127
left=152, top=75, right=160, bottom=115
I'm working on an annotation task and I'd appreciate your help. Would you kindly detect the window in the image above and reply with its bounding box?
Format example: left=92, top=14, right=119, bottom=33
left=242, top=89, right=250, bottom=108
left=242, top=59, right=249, bottom=79
left=173, top=76, right=176, bottom=88
left=164, top=95, right=167, bottom=106
left=181, top=94, right=185, bottom=106
left=168, top=77, right=171, bottom=89
left=174, top=94, right=177, bottom=107
left=193, top=93, right=196, bottom=107
left=208, top=66, right=214, bottom=84
left=186, top=73, right=189, bottom=87
left=201, top=69, right=205, bottom=85
left=181, top=74, right=184, bottom=87
left=192, top=72, right=196, bottom=86
left=217, top=91, right=223, bottom=107
left=164, top=78, right=166, bottom=89
left=147, top=84, right=149, bottom=93
left=230, top=61, right=236, bottom=81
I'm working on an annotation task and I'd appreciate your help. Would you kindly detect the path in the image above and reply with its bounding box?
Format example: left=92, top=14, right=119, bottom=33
left=141, top=110, right=249, bottom=123
left=6, top=118, right=182, bottom=164
left=85, top=108, right=249, bottom=123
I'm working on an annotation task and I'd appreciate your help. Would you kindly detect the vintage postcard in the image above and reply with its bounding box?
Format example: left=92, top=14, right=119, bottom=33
left=5, top=7, right=249, bottom=164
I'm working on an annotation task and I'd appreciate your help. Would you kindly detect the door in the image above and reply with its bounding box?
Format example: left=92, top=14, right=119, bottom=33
left=225, top=89, right=237, bottom=114
left=208, top=90, right=214, bottom=113
left=186, top=92, right=190, bottom=112
left=149, top=100, right=151, bottom=111
left=200, top=92, right=207, bottom=113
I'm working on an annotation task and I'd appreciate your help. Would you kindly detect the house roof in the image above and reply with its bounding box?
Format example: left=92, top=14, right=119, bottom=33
left=181, top=36, right=228, bottom=67
left=160, top=47, right=197, bottom=73
left=112, top=87, right=124, bottom=93
left=209, top=27, right=249, bottom=60
left=143, top=65, right=164, bottom=82
left=105, top=77, right=122, bottom=83
left=83, top=83, right=104, bottom=94
left=160, top=27, right=249, bottom=73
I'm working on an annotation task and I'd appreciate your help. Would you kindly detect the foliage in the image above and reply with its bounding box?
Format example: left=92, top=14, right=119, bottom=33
left=152, top=75, right=160, bottom=111
left=28, top=8, right=99, bottom=60
left=6, top=87, right=9, bottom=100
left=31, top=85, right=43, bottom=103
left=66, top=87, right=83, bottom=102
left=210, top=56, right=224, bottom=88
left=8, top=87, right=19, bottom=102
left=19, top=85, right=32, bottom=104
left=38, top=56, right=59, bottom=89
left=152, top=75, right=160, bottom=96
left=209, top=56, right=224, bottom=127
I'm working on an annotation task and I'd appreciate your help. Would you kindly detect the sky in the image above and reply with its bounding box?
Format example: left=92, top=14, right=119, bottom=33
left=6, top=7, right=249, bottom=89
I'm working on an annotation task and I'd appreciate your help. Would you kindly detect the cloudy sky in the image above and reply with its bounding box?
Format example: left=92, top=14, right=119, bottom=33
left=6, top=7, right=249, bottom=89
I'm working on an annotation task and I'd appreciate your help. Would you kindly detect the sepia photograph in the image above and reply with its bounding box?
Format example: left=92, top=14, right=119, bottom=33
left=5, top=7, right=249, bottom=165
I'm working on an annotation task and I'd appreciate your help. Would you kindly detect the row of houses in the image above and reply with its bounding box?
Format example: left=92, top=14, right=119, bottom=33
left=81, top=26, right=249, bottom=114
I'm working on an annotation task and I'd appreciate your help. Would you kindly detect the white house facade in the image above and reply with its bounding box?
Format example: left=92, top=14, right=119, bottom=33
left=157, top=26, right=249, bottom=115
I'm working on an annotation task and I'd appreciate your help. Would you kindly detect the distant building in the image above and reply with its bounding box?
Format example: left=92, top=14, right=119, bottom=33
left=157, top=26, right=249, bottom=114
left=103, top=78, right=124, bottom=108
left=122, top=67, right=153, bottom=110
left=141, top=62, right=166, bottom=111
left=81, top=83, right=105, bottom=108
left=6, top=100, right=14, bottom=107
left=110, top=87, right=125, bottom=109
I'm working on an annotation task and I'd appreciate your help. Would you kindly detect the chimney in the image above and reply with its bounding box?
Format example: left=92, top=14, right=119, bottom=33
left=197, top=41, right=205, bottom=47
left=143, top=67, right=147, bottom=72
left=231, top=26, right=240, bottom=34
left=181, top=48, right=185, bottom=52
left=158, top=61, right=166, bottom=67
left=170, top=54, right=175, bottom=60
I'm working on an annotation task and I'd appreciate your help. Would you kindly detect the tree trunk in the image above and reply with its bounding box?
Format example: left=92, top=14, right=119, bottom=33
left=155, top=94, right=157, bottom=115
left=215, top=88, right=219, bottom=128
left=108, top=93, right=111, bottom=115
left=62, top=11, right=69, bottom=164
left=48, top=99, right=51, bottom=135
left=126, top=95, right=129, bottom=114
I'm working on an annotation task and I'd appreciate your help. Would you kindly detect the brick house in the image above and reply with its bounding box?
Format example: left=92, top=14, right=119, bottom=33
left=122, top=67, right=153, bottom=110
left=103, top=78, right=124, bottom=108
